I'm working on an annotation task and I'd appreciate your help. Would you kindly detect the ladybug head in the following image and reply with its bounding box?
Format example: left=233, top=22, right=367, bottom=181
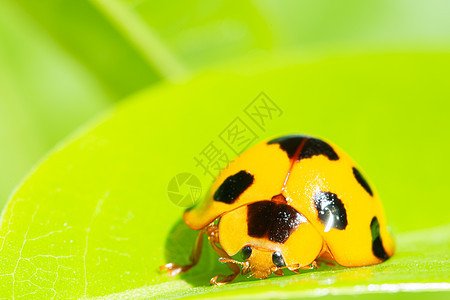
left=219, top=245, right=286, bottom=279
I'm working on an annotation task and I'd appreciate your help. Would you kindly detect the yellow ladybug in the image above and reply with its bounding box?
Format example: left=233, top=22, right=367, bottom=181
left=161, top=134, right=395, bottom=285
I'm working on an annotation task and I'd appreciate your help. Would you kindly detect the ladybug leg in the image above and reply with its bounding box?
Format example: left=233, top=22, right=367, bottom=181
left=285, top=264, right=300, bottom=273
left=272, top=268, right=284, bottom=276
left=159, top=226, right=206, bottom=276
left=207, top=224, right=240, bottom=285
left=283, top=261, right=318, bottom=274
left=301, top=261, right=318, bottom=269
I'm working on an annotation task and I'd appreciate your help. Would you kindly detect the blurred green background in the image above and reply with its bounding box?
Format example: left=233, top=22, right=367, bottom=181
left=1, top=0, right=450, bottom=208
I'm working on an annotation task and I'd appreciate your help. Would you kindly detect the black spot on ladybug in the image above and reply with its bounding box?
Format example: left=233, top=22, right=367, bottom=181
left=370, top=217, right=389, bottom=260
left=247, top=201, right=306, bottom=244
left=314, top=191, right=347, bottom=231
left=268, top=135, right=306, bottom=159
left=353, top=167, right=373, bottom=196
left=213, top=170, right=254, bottom=204
left=299, top=138, right=339, bottom=161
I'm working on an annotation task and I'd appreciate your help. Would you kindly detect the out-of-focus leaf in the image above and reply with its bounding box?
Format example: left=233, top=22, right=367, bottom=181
left=13, top=0, right=162, bottom=99
left=257, top=0, right=450, bottom=52
left=0, top=1, right=111, bottom=207
left=132, top=0, right=275, bottom=70
left=0, top=53, right=448, bottom=299
left=12, top=0, right=450, bottom=85
left=132, top=0, right=450, bottom=69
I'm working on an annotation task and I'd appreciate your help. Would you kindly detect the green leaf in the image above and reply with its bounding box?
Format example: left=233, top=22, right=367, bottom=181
left=0, top=53, right=449, bottom=299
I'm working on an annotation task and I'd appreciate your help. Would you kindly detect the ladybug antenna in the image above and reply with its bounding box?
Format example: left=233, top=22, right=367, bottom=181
left=219, top=257, right=248, bottom=267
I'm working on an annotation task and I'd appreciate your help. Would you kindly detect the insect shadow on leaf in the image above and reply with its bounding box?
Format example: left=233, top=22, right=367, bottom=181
left=162, top=219, right=230, bottom=286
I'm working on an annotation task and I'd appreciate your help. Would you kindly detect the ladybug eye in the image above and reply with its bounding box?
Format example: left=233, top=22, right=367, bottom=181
left=272, top=252, right=285, bottom=267
left=241, top=246, right=252, bottom=260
